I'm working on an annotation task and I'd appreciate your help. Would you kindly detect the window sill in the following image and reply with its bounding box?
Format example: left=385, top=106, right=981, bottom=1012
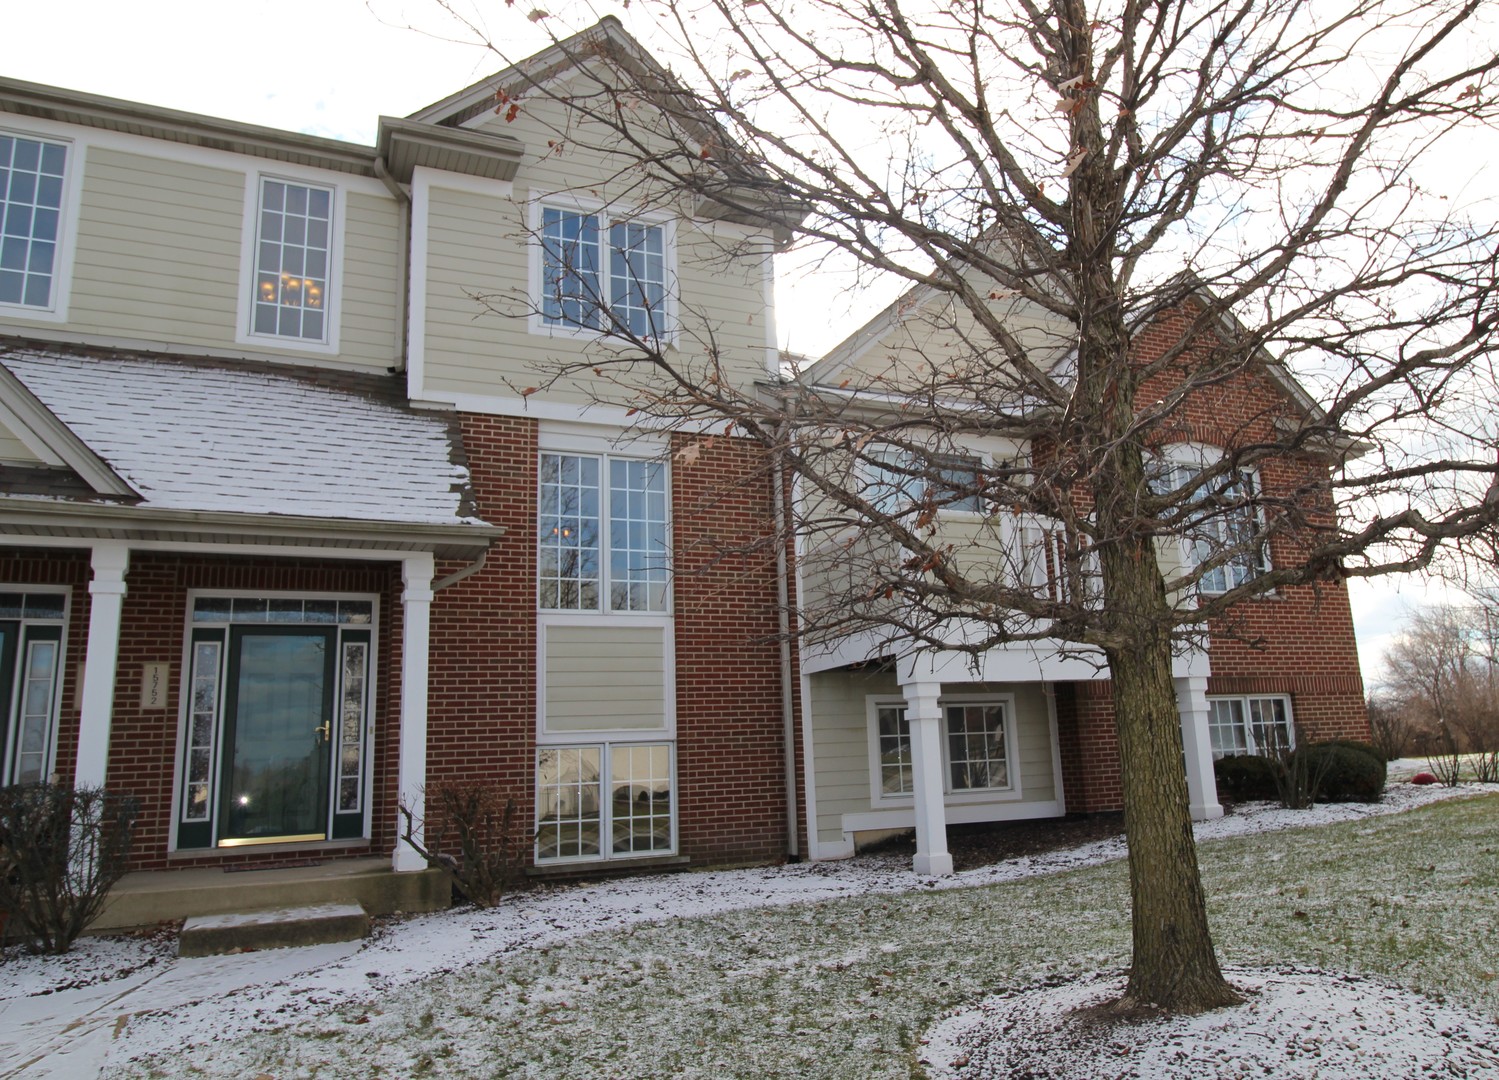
left=527, top=854, right=690, bottom=878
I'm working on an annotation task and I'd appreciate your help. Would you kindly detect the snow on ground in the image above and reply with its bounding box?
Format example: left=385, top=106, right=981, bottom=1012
left=0, top=781, right=1485, bottom=1078
left=923, top=966, right=1499, bottom=1080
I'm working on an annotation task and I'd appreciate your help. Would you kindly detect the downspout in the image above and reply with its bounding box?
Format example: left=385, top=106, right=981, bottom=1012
left=433, top=547, right=488, bottom=592
left=373, top=155, right=412, bottom=373
left=773, top=417, right=800, bottom=859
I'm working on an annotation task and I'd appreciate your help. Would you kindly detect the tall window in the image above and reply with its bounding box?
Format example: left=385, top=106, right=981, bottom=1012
left=251, top=179, right=333, bottom=342
left=0, top=134, right=68, bottom=310
left=1154, top=457, right=1268, bottom=594
left=1209, top=695, right=1292, bottom=758
left=539, top=453, right=668, bottom=612
left=539, top=206, right=668, bottom=339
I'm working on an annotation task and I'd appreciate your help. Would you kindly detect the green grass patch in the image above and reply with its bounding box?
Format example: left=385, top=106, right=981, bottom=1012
left=123, top=794, right=1499, bottom=1079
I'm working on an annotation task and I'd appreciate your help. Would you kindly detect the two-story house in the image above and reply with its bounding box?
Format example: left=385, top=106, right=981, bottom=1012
left=789, top=283, right=1371, bottom=875
left=0, top=19, right=1369, bottom=921
left=0, top=21, right=797, bottom=920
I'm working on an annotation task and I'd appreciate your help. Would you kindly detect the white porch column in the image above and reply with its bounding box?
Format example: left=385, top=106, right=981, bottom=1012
left=1176, top=675, right=1223, bottom=821
left=394, top=553, right=434, bottom=873
left=904, top=680, right=953, bottom=876
left=73, top=542, right=129, bottom=790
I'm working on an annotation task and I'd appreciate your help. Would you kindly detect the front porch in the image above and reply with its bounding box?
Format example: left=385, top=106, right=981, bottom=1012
left=801, top=637, right=1223, bottom=876
left=94, top=857, right=449, bottom=932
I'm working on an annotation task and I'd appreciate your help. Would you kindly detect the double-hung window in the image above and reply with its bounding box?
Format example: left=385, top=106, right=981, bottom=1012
left=861, top=450, right=987, bottom=520
left=1208, top=695, right=1293, bottom=759
left=0, top=133, right=69, bottom=312
left=873, top=699, right=1015, bottom=799
left=539, top=453, right=669, bottom=613
left=537, top=204, right=670, bottom=340
left=250, top=178, right=334, bottom=343
left=1154, top=455, right=1268, bottom=594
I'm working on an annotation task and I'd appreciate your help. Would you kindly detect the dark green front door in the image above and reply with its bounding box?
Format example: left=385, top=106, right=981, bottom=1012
left=218, top=627, right=336, bottom=846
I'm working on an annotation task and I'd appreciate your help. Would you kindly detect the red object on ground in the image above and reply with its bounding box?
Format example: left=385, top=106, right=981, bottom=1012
left=1411, top=772, right=1438, bottom=785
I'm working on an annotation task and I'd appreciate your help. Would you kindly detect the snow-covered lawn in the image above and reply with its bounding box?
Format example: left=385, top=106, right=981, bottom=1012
left=1, top=784, right=1494, bottom=1078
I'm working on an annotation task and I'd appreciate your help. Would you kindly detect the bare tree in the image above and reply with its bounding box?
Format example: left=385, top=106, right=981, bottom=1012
left=439, top=1, right=1499, bottom=1013
left=1385, top=603, right=1499, bottom=780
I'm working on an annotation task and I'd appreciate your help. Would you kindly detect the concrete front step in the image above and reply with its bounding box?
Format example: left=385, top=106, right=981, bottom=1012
left=96, top=857, right=449, bottom=931
left=178, top=902, right=371, bottom=957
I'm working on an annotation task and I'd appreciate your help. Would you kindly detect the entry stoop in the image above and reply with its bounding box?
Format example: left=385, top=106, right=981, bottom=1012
left=178, top=902, right=371, bottom=957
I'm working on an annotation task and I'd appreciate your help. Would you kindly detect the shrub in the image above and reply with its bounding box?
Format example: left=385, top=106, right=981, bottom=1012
left=399, top=781, right=528, bottom=908
left=1214, top=754, right=1280, bottom=803
left=0, top=783, right=139, bottom=954
left=1299, top=742, right=1386, bottom=802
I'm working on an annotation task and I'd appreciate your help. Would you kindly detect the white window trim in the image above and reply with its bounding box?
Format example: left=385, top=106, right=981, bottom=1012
left=533, top=739, right=679, bottom=865
left=168, top=588, right=380, bottom=853
left=0, top=585, right=69, bottom=787
left=1155, top=442, right=1269, bottom=596
left=527, top=192, right=678, bottom=345
left=537, top=448, right=673, bottom=617
left=234, top=172, right=345, bottom=355
left=1207, top=693, right=1295, bottom=760
left=866, top=692, right=1023, bottom=807
left=0, top=128, right=84, bottom=325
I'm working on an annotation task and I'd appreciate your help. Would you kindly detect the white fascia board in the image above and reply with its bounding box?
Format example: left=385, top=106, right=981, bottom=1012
left=0, top=500, right=502, bottom=557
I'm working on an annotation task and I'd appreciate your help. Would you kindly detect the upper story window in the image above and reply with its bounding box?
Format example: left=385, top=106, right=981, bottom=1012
left=861, top=450, right=987, bottom=519
left=251, top=178, right=333, bottom=342
left=1153, top=450, right=1268, bottom=595
left=0, top=134, right=68, bottom=311
left=536, top=203, right=671, bottom=340
left=539, top=452, right=669, bottom=613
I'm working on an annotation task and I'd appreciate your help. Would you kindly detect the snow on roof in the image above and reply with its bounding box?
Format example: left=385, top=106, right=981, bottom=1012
left=1, top=347, right=484, bottom=527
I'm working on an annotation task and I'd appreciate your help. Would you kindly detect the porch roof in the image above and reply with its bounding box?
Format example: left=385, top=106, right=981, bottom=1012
left=1, top=345, right=490, bottom=534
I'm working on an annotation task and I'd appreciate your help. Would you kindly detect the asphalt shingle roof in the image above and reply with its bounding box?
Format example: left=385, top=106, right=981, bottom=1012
left=2, top=347, right=483, bottom=527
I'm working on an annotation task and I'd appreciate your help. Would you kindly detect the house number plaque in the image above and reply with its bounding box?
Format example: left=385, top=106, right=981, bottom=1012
left=140, top=663, right=169, bottom=709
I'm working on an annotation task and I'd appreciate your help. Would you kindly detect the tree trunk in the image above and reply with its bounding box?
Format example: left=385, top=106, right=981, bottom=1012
left=1100, top=531, right=1241, bottom=1013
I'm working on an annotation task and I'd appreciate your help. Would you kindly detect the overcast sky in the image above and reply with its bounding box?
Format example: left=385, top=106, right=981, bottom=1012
left=8, top=0, right=1456, bottom=683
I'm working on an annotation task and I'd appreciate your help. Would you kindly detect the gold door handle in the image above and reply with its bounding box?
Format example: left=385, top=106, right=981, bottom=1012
left=315, top=721, right=330, bottom=743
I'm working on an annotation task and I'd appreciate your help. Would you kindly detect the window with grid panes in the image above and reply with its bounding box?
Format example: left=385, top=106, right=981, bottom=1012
left=251, top=178, right=333, bottom=342
left=539, top=206, right=668, bottom=339
left=0, top=134, right=68, bottom=310
left=539, top=453, right=668, bottom=613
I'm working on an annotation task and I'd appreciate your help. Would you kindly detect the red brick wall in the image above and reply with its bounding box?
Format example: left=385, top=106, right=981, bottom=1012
left=427, top=421, right=794, bottom=869
left=425, top=414, right=540, bottom=837
left=1047, top=305, right=1369, bottom=814
left=671, top=433, right=791, bottom=865
left=1053, top=681, right=1123, bottom=813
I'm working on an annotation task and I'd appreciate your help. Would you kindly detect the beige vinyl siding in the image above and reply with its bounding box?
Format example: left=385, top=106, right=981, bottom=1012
left=419, top=80, right=774, bottom=407
left=337, top=191, right=401, bottom=363
left=66, top=148, right=243, bottom=343
left=544, top=623, right=667, bottom=732
left=0, top=418, right=41, bottom=463
left=810, top=673, right=1057, bottom=844
left=0, top=146, right=399, bottom=371
left=811, top=669, right=899, bottom=844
